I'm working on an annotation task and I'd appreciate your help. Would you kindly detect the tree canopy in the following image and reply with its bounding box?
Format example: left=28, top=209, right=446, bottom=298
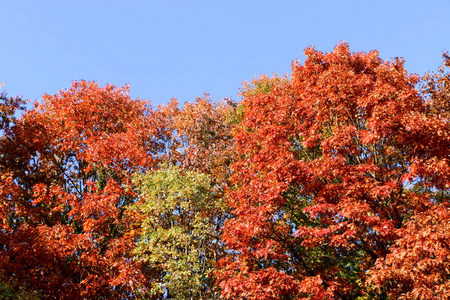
left=1, top=44, right=450, bottom=299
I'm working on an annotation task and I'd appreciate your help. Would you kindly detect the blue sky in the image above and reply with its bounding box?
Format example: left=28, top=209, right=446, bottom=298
left=2, top=0, right=450, bottom=107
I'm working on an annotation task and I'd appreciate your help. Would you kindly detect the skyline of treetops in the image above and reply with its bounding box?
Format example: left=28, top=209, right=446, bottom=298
left=1, top=43, right=450, bottom=299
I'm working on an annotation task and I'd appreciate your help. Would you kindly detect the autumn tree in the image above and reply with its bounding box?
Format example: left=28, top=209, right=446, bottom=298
left=217, top=43, right=450, bottom=299
left=421, top=52, right=450, bottom=119
left=130, top=95, right=236, bottom=299
left=164, top=94, right=237, bottom=183
left=0, top=83, right=26, bottom=132
left=0, top=85, right=42, bottom=299
left=366, top=53, right=450, bottom=300
left=367, top=201, right=450, bottom=299
left=0, top=80, right=166, bottom=299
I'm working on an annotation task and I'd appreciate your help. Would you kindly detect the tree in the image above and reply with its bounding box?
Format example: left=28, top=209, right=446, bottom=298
left=368, top=202, right=450, bottom=299
left=130, top=95, right=236, bottom=299
left=217, top=43, right=450, bottom=299
left=366, top=52, right=450, bottom=300
left=132, top=164, right=225, bottom=299
left=0, top=80, right=165, bottom=299
left=165, top=94, right=237, bottom=183
left=0, top=83, right=26, bottom=132
left=421, top=52, right=450, bottom=119
left=0, top=85, right=41, bottom=299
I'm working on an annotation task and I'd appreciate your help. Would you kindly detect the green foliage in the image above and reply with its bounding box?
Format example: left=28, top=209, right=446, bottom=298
left=0, top=272, right=41, bottom=300
left=132, top=164, right=223, bottom=299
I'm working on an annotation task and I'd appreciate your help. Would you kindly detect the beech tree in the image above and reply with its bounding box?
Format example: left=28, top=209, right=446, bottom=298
left=217, top=43, right=450, bottom=299
left=0, top=81, right=165, bottom=299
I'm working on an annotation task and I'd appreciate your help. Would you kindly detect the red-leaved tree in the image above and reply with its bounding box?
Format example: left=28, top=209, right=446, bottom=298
left=0, top=81, right=166, bottom=299
left=217, top=43, right=450, bottom=299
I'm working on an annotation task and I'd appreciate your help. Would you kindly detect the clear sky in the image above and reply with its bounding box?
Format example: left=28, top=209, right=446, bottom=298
left=2, top=0, right=450, bottom=107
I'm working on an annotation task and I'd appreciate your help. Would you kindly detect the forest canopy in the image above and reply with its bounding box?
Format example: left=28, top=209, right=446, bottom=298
left=1, top=43, right=449, bottom=299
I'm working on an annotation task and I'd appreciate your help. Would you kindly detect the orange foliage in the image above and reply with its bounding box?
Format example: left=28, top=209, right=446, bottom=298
left=218, top=43, right=450, bottom=299
left=0, top=81, right=164, bottom=298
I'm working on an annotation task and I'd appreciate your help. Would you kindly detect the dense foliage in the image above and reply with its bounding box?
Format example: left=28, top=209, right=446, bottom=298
left=1, top=44, right=449, bottom=299
left=132, top=164, right=225, bottom=299
left=0, top=81, right=162, bottom=299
